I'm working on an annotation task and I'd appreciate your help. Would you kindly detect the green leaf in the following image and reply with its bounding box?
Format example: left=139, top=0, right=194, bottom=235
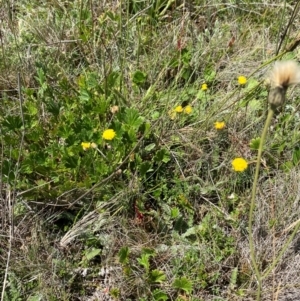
left=106, top=11, right=119, bottom=21
left=249, top=137, right=261, bottom=151
left=26, top=102, right=38, bottom=116
left=149, top=269, right=166, bottom=283
left=2, top=115, right=23, bottom=131
left=141, top=248, right=155, bottom=255
left=132, top=70, right=147, bottom=85
left=196, top=90, right=207, bottom=101
left=118, top=246, right=130, bottom=264
left=151, top=111, right=160, bottom=120
left=171, top=207, right=180, bottom=219
left=172, top=277, right=193, bottom=294
left=36, top=67, right=46, bottom=86
left=181, top=48, right=191, bottom=65
left=137, top=253, right=150, bottom=272
left=248, top=98, right=262, bottom=110
left=182, top=225, right=197, bottom=238
left=107, top=71, right=120, bottom=88
left=245, top=78, right=259, bottom=91
left=293, top=146, right=300, bottom=165
left=46, top=99, right=61, bottom=116
left=85, top=248, right=101, bottom=261
left=230, top=267, right=238, bottom=290
left=124, top=108, right=144, bottom=129
left=140, top=122, right=151, bottom=137
left=204, top=68, right=216, bottom=82
left=281, top=160, right=293, bottom=171
left=127, top=128, right=137, bottom=142
left=64, top=156, right=79, bottom=169
left=84, top=72, right=99, bottom=90
left=27, top=295, right=42, bottom=301
left=79, top=89, right=91, bottom=102
left=169, top=57, right=179, bottom=68
left=145, top=143, right=156, bottom=152
left=154, top=149, right=170, bottom=163
left=153, top=289, right=168, bottom=301
left=139, top=161, right=152, bottom=177
left=3, top=158, right=15, bottom=174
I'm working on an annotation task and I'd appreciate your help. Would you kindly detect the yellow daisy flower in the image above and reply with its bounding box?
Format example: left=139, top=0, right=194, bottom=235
left=201, top=83, right=208, bottom=91
left=238, top=76, right=247, bottom=85
left=184, top=105, right=192, bottom=114
left=232, top=158, right=248, bottom=172
left=81, top=142, right=91, bottom=150
left=174, top=106, right=183, bottom=113
left=102, top=129, right=116, bottom=140
left=214, top=121, right=226, bottom=130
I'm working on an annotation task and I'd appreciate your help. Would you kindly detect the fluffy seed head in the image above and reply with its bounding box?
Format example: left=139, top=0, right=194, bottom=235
left=268, top=61, right=300, bottom=110
left=269, top=60, right=300, bottom=89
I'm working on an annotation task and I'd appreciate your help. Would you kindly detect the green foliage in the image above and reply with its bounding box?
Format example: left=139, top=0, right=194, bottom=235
left=137, top=248, right=156, bottom=274
left=4, top=273, right=23, bottom=301
left=229, top=267, right=238, bottom=290
left=153, top=289, right=169, bottom=301
left=27, top=295, right=43, bottom=301
left=249, top=137, right=261, bottom=150
left=82, top=248, right=101, bottom=262
left=149, top=269, right=166, bottom=283
left=172, top=277, right=193, bottom=294
left=132, top=70, right=148, bottom=86
left=118, top=246, right=130, bottom=264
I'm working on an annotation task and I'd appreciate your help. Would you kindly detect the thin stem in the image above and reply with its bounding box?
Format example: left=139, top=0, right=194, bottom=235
left=249, top=109, right=274, bottom=301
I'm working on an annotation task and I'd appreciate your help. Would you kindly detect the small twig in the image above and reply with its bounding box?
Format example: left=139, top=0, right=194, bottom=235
left=17, top=180, right=54, bottom=197
left=276, top=1, right=300, bottom=55
left=283, top=218, right=300, bottom=233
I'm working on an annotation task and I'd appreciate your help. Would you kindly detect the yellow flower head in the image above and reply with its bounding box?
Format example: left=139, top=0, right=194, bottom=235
left=174, top=105, right=183, bottom=113
left=81, top=142, right=91, bottom=150
left=214, top=121, right=226, bottom=130
left=102, top=129, right=116, bottom=140
left=184, top=105, right=192, bottom=114
left=238, top=76, right=247, bottom=85
left=232, top=158, right=248, bottom=172
left=201, top=83, right=208, bottom=91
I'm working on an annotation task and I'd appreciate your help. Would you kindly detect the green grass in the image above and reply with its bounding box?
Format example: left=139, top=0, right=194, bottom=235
left=1, top=1, right=300, bottom=300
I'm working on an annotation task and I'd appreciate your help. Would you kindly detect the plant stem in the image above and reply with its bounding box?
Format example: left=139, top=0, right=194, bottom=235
left=249, top=109, right=274, bottom=301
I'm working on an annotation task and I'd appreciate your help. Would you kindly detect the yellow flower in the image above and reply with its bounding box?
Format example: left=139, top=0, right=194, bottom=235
left=232, top=158, right=248, bottom=172
left=102, top=129, right=116, bottom=140
left=184, top=105, right=192, bottom=114
left=214, top=121, right=226, bottom=130
left=174, top=105, right=183, bottom=113
left=201, top=83, right=208, bottom=91
left=81, top=142, right=91, bottom=150
left=238, top=76, right=247, bottom=85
